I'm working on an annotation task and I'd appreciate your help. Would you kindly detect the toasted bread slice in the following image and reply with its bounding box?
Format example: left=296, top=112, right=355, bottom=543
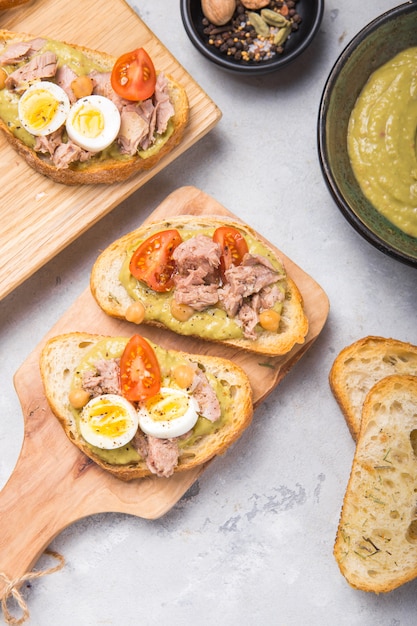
left=334, top=374, right=417, bottom=593
left=0, top=30, right=189, bottom=184
left=90, top=216, right=309, bottom=356
left=40, top=332, right=253, bottom=480
left=329, top=336, right=417, bottom=440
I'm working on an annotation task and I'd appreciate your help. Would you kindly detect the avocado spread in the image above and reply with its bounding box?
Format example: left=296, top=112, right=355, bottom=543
left=0, top=37, right=174, bottom=165
left=348, top=47, right=417, bottom=238
left=119, top=226, right=287, bottom=341
left=70, top=337, right=230, bottom=466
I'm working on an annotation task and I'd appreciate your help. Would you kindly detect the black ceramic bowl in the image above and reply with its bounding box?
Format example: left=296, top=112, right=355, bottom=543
left=180, top=0, right=324, bottom=75
left=318, top=2, right=417, bottom=267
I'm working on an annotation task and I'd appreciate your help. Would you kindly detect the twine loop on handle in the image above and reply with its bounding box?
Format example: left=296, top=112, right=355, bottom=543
left=0, top=549, right=65, bottom=625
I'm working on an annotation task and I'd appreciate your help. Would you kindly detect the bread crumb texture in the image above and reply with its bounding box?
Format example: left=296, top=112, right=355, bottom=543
left=334, top=374, right=417, bottom=593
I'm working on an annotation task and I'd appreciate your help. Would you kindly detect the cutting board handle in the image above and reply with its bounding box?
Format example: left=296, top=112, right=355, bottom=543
left=0, top=401, right=84, bottom=600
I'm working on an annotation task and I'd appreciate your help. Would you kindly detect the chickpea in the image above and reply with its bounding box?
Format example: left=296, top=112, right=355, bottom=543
left=170, top=299, right=194, bottom=322
left=70, top=75, right=94, bottom=99
left=0, top=68, right=7, bottom=90
left=69, top=387, right=91, bottom=409
left=259, top=309, right=281, bottom=333
left=125, top=301, right=146, bottom=324
left=172, top=364, right=195, bottom=389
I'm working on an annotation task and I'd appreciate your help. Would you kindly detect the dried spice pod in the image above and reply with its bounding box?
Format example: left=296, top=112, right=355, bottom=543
left=247, top=11, right=270, bottom=37
left=261, top=8, right=290, bottom=27
left=201, top=0, right=236, bottom=26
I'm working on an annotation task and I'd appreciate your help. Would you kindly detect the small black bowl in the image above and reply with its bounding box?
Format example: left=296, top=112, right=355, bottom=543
left=180, top=0, right=324, bottom=75
left=318, top=2, right=417, bottom=267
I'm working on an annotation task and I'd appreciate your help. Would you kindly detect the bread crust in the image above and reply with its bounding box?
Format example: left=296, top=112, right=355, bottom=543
left=39, top=332, right=253, bottom=480
left=329, top=336, right=417, bottom=440
left=90, top=215, right=309, bottom=356
left=334, top=374, right=417, bottom=593
left=0, top=0, right=30, bottom=8
left=0, top=30, right=189, bottom=184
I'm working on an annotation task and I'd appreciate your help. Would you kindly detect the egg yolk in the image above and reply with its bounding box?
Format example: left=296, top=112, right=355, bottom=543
left=71, top=102, right=104, bottom=138
left=86, top=399, right=131, bottom=437
left=145, top=392, right=189, bottom=422
left=22, top=90, right=59, bottom=132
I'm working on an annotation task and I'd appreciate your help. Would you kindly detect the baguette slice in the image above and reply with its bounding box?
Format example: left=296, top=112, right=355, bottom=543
left=334, top=375, right=417, bottom=593
left=39, top=332, right=253, bottom=480
left=90, top=215, right=309, bottom=356
left=0, top=30, right=189, bottom=184
left=329, top=336, right=417, bottom=440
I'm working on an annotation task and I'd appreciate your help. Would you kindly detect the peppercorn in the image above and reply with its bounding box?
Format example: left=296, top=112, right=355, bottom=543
left=199, top=0, right=302, bottom=64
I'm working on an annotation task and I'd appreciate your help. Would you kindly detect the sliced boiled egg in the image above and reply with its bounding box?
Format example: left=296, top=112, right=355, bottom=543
left=79, top=394, right=138, bottom=450
left=137, top=387, right=200, bottom=439
left=18, top=81, right=70, bottom=136
left=66, top=94, right=121, bottom=152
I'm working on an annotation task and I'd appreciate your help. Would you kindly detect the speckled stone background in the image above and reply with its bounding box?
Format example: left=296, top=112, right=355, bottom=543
left=1, top=1, right=416, bottom=624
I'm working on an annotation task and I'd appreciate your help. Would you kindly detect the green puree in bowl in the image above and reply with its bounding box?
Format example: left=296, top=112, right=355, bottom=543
left=348, top=47, right=417, bottom=238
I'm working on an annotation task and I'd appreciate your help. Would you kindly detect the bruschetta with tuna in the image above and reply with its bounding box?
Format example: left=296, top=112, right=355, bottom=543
left=40, top=332, right=253, bottom=479
left=90, top=216, right=309, bottom=356
left=0, top=30, right=189, bottom=184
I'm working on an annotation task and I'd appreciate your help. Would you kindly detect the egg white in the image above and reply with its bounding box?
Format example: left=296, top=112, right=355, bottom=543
left=79, top=394, right=138, bottom=450
left=137, top=387, right=200, bottom=439
left=18, top=81, right=70, bottom=136
left=66, top=94, right=121, bottom=152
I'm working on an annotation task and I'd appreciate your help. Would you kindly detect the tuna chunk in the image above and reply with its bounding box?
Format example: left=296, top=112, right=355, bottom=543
left=82, top=359, right=121, bottom=397
left=5, top=51, right=58, bottom=91
left=192, top=369, right=221, bottom=422
left=52, top=141, right=92, bottom=169
left=219, top=253, right=282, bottom=317
left=173, top=234, right=222, bottom=311
left=118, top=109, right=149, bottom=155
left=217, top=253, right=284, bottom=339
left=146, top=436, right=179, bottom=478
left=154, top=72, right=174, bottom=134
left=55, top=64, right=78, bottom=103
left=0, top=38, right=46, bottom=65
left=90, top=70, right=129, bottom=111
left=34, top=128, right=64, bottom=157
left=174, top=283, right=219, bottom=311
left=236, top=303, right=259, bottom=340
left=173, top=234, right=221, bottom=276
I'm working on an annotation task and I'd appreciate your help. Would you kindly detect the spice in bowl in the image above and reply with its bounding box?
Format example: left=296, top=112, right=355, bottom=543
left=201, top=0, right=302, bottom=63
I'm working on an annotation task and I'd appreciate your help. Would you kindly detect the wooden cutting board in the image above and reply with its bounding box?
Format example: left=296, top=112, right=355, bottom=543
left=0, top=185, right=329, bottom=598
left=0, top=0, right=221, bottom=301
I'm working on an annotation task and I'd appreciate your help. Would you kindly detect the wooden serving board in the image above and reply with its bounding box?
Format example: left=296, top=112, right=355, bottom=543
left=0, top=0, right=221, bottom=301
left=0, top=186, right=329, bottom=598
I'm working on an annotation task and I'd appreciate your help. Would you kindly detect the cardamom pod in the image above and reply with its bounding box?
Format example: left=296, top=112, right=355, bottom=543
left=260, top=8, right=289, bottom=27
left=274, top=22, right=292, bottom=46
left=247, top=11, right=270, bottom=37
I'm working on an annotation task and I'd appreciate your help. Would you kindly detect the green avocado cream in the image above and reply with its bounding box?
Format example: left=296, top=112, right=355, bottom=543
left=0, top=38, right=174, bottom=166
left=348, top=47, right=417, bottom=238
left=119, top=226, right=286, bottom=341
left=70, top=336, right=230, bottom=466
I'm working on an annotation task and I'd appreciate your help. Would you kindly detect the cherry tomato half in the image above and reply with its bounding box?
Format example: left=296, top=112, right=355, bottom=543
left=213, top=226, right=249, bottom=276
left=120, top=334, right=161, bottom=402
left=129, top=229, right=182, bottom=292
left=111, top=48, right=156, bottom=101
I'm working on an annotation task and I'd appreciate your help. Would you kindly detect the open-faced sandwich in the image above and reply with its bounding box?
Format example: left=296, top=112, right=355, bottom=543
left=90, top=216, right=309, bottom=356
left=40, top=332, right=253, bottom=479
left=0, top=30, right=189, bottom=184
